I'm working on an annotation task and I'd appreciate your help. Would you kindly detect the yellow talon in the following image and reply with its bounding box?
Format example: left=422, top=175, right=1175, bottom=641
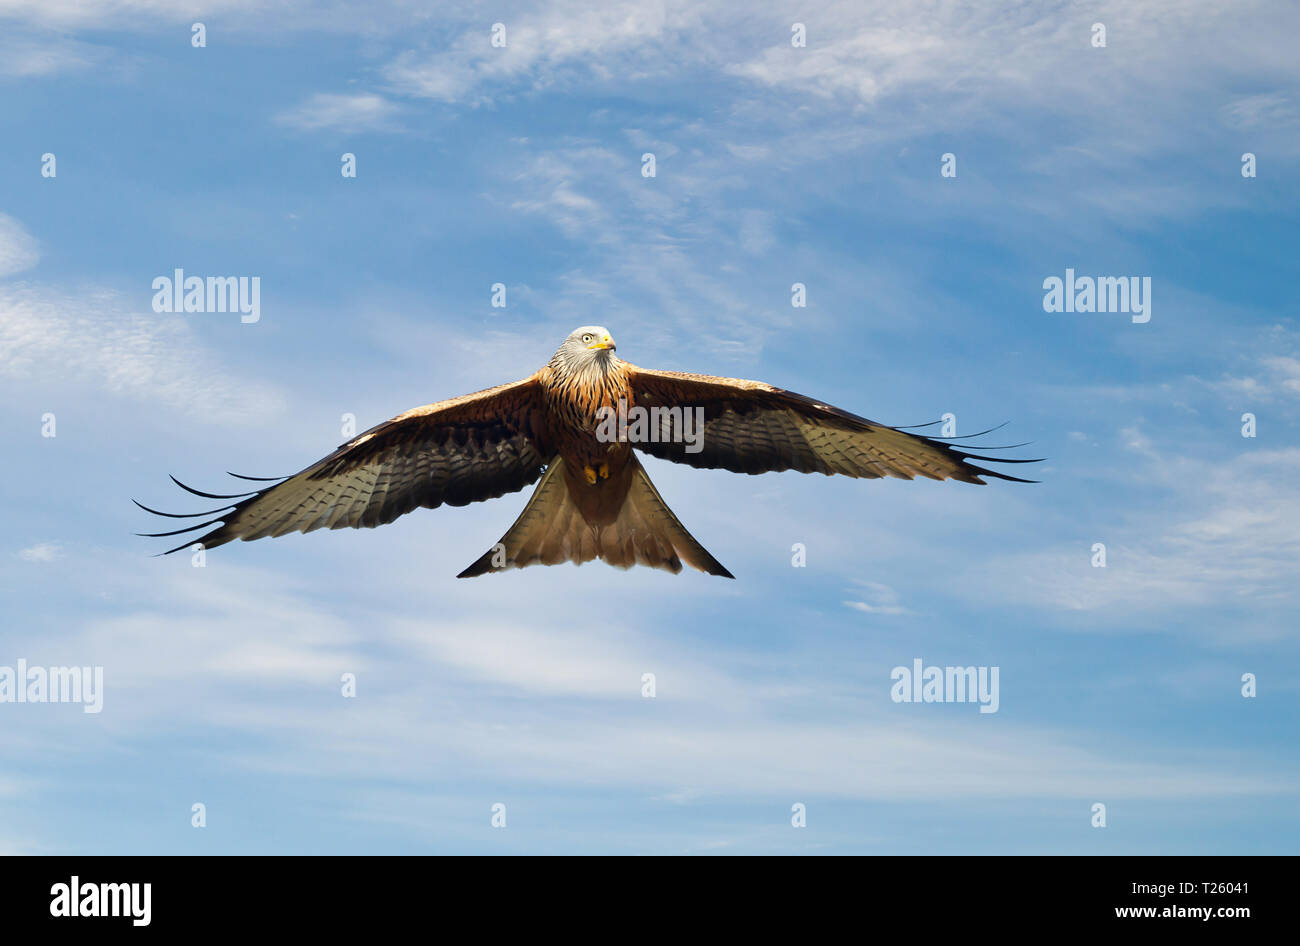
left=598, top=462, right=610, bottom=480
left=584, top=465, right=598, bottom=485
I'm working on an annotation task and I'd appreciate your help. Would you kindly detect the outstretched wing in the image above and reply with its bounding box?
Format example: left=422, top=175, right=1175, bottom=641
left=624, top=366, right=1039, bottom=484
left=139, top=375, right=549, bottom=553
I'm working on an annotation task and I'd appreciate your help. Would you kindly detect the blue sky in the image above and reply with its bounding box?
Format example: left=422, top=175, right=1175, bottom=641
left=1, top=0, right=1298, bottom=854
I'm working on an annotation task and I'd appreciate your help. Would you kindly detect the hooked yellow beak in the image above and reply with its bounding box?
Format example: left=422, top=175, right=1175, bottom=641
left=588, top=335, right=616, bottom=351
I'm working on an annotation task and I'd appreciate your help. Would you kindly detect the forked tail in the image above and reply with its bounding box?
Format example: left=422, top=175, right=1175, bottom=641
left=457, top=455, right=733, bottom=578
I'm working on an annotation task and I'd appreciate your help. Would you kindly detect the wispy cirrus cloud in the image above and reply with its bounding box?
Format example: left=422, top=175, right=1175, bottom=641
left=274, top=92, right=403, bottom=134
left=976, top=440, right=1300, bottom=637
left=0, top=213, right=39, bottom=277
left=1221, top=91, right=1300, bottom=130
left=3, top=548, right=1288, bottom=806
left=17, top=542, right=62, bottom=562
left=843, top=581, right=911, bottom=617
left=0, top=34, right=108, bottom=77
left=0, top=0, right=292, bottom=29
left=384, top=1, right=700, bottom=105
left=1200, top=326, right=1300, bottom=404
left=1208, top=356, right=1300, bottom=403
left=0, top=280, right=286, bottom=426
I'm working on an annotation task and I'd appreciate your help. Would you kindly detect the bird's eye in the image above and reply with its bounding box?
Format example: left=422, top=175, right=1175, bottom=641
left=581, top=334, right=594, bottom=344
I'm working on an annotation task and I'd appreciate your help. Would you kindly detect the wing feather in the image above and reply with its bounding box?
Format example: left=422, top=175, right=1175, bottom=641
left=624, top=366, right=1038, bottom=484
left=140, top=375, right=549, bottom=553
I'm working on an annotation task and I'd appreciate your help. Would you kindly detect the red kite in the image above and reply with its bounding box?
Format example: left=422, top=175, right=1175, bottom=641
left=139, top=326, right=1036, bottom=577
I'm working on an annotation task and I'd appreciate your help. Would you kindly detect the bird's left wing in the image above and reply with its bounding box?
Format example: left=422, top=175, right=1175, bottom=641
left=624, top=366, right=1038, bottom=484
left=139, top=375, right=549, bottom=553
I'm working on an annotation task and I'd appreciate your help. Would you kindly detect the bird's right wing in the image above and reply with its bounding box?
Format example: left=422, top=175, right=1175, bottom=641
left=138, top=375, right=549, bottom=553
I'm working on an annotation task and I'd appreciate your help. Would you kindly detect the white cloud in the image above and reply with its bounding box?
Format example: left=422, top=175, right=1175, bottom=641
left=1208, top=355, right=1300, bottom=403
left=0, top=213, right=39, bottom=277
left=391, top=619, right=749, bottom=703
left=507, top=147, right=610, bottom=236
left=10, top=0, right=1299, bottom=137
left=496, top=140, right=792, bottom=358
left=0, top=35, right=106, bottom=76
left=725, top=1, right=1300, bottom=125
left=18, top=542, right=62, bottom=562
left=1221, top=92, right=1299, bottom=130
left=0, top=0, right=278, bottom=29
left=727, top=25, right=946, bottom=104
left=275, top=92, right=402, bottom=133
left=0, top=281, right=287, bottom=425
left=2, top=544, right=1285, bottom=809
left=384, top=1, right=695, bottom=105
left=737, top=209, right=775, bottom=255
left=843, top=580, right=911, bottom=616
left=977, top=444, right=1300, bottom=635
left=76, top=565, right=370, bottom=688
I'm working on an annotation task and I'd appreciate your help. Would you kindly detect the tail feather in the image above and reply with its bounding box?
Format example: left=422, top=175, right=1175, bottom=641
left=457, top=456, right=732, bottom=578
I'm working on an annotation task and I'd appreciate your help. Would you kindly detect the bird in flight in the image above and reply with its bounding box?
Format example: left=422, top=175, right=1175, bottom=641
left=139, top=326, right=1036, bottom=578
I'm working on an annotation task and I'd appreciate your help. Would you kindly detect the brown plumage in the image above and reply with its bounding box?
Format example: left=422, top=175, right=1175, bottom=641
left=138, top=325, right=1038, bottom=578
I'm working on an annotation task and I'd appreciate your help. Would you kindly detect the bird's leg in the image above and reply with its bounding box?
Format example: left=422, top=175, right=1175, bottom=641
left=582, top=456, right=612, bottom=483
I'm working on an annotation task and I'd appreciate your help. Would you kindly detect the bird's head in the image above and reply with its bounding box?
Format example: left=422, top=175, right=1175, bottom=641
left=554, top=325, right=618, bottom=372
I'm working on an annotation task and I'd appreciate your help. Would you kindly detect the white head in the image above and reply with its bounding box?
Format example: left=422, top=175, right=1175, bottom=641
left=551, top=325, right=618, bottom=375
